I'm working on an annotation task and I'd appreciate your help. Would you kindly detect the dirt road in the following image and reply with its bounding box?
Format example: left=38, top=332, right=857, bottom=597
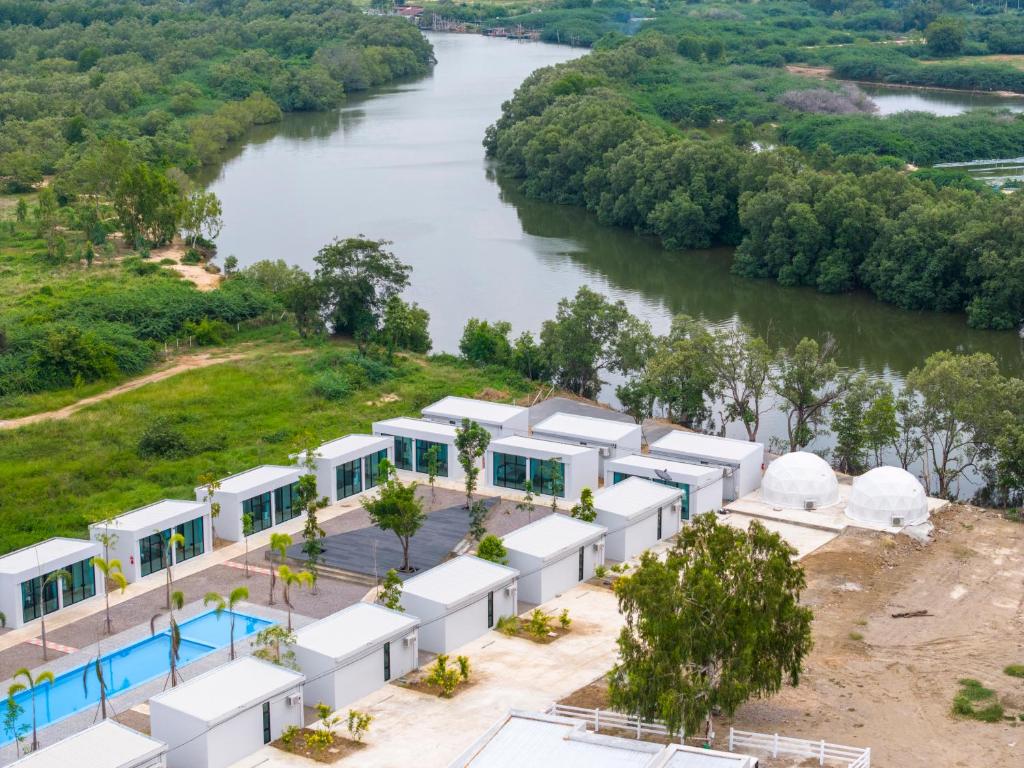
left=0, top=352, right=244, bottom=429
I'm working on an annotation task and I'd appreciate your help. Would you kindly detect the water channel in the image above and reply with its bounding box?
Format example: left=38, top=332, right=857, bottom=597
left=201, top=32, right=1024, bottom=489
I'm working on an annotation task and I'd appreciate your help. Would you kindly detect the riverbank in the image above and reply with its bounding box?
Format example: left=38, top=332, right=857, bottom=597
left=786, top=65, right=1024, bottom=98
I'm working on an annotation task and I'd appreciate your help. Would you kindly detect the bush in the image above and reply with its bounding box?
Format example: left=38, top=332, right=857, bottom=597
left=427, top=654, right=463, bottom=697
left=1004, top=664, right=1024, bottom=679
left=527, top=608, right=553, bottom=638
left=137, top=417, right=192, bottom=459
left=496, top=615, right=518, bottom=636
left=476, top=534, right=508, bottom=565
left=185, top=318, right=231, bottom=346
left=346, top=709, right=372, bottom=742
left=559, top=608, right=572, bottom=629
left=311, top=369, right=351, bottom=401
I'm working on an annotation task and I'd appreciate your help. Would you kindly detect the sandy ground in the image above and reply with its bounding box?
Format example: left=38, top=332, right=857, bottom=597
left=0, top=351, right=245, bottom=429
left=150, top=240, right=222, bottom=291
left=562, top=506, right=1024, bottom=768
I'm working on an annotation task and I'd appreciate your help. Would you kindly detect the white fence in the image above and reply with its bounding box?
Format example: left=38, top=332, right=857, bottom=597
left=728, top=728, right=871, bottom=767
left=546, top=704, right=682, bottom=742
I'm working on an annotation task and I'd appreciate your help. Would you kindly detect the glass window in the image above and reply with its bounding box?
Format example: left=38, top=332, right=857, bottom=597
left=487, top=591, right=494, bottom=628
left=492, top=452, right=527, bottom=491
left=657, top=507, right=663, bottom=539
left=613, top=472, right=688, bottom=519
left=364, top=449, right=388, bottom=489
left=21, top=578, right=42, bottom=623
left=275, top=482, right=301, bottom=524
left=244, top=492, right=273, bottom=535
left=530, top=458, right=565, bottom=498
left=680, top=485, right=690, bottom=521
left=386, top=435, right=413, bottom=471
left=578, top=547, right=584, bottom=581
left=262, top=701, right=271, bottom=744
left=336, top=459, right=362, bottom=500
left=140, top=530, right=170, bottom=577
left=383, top=641, right=391, bottom=681
left=176, top=516, right=205, bottom=562
left=62, top=558, right=96, bottom=607
left=415, top=440, right=448, bottom=477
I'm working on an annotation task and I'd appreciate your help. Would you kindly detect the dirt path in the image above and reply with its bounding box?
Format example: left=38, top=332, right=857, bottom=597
left=0, top=351, right=244, bottom=430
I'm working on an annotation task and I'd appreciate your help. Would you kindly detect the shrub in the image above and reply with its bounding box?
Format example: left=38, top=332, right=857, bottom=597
left=456, top=655, right=470, bottom=682
left=952, top=679, right=1005, bottom=722
left=476, top=534, right=508, bottom=565
left=346, top=709, right=372, bottom=742
left=594, top=564, right=607, bottom=578
left=558, top=608, right=572, bottom=629
left=496, top=615, right=518, bottom=636
left=427, top=654, right=462, bottom=697
left=185, top=318, right=230, bottom=346
left=312, top=369, right=351, bottom=401
left=527, top=608, right=553, bottom=638
left=182, top=249, right=202, bottom=266
left=137, top=416, right=192, bottom=459
left=280, top=724, right=298, bottom=749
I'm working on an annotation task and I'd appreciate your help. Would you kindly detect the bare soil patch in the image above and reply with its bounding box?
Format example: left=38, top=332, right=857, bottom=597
left=272, top=729, right=366, bottom=763
left=786, top=64, right=832, bottom=78
left=150, top=240, right=221, bottom=291
left=498, top=616, right=573, bottom=644
left=394, top=670, right=480, bottom=699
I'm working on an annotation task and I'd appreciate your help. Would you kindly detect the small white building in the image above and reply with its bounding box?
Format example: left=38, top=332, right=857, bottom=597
left=372, top=417, right=466, bottom=482
left=530, top=412, right=642, bottom=476
left=399, top=555, right=519, bottom=654
left=0, top=537, right=102, bottom=630
left=88, top=500, right=210, bottom=583
left=847, top=466, right=929, bottom=527
left=593, top=477, right=682, bottom=562
left=486, top=435, right=599, bottom=502
left=194, top=465, right=304, bottom=542
left=150, top=657, right=304, bottom=768
left=293, top=602, right=419, bottom=710
left=301, top=434, right=392, bottom=504
left=761, top=451, right=839, bottom=510
left=501, top=514, right=606, bottom=605
left=649, top=431, right=764, bottom=502
left=422, top=396, right=530, bottom=438
left=7, top=719, right=167, bottom=768
left=604, top=453, right=724, bottom=520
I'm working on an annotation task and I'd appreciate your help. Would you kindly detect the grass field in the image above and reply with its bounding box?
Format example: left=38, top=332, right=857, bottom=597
left=0, top=337, right=530, bottom=554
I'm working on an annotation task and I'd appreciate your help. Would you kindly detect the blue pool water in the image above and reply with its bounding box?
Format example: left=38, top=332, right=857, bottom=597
left=2, top=610, right=272, bottom=743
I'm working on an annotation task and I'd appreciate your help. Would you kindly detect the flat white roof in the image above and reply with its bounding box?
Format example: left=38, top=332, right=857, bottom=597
left=490, top=435, right=595, bottom=459
left=502, top=514, right=605, bottom=562
left=374, top=417, right=458, bottom=440
left=402, top=555, right=518, bottom=609
left=606, top=454, right=722, bottom=484
left=451, top=711, right=660, bottom=767
left=295, top=602, right=418, bottom=664
left=0, top=537, right=100, bottom=576
left=532, top=412, right=639, bottom=444
left=8, top=720, right=166, bottom=768
left=594, top=477, right=682, bottom=519
left=150, top=656, right=303, bottom=726
left=209, top=464, right=302, bottom=494
left=91, top=499, right=207, bottom=534
left=312, top=434, right=391, bottom=461
left=662, top=747, right=753, bottom=768
left=423, top=396, right=527, bottom=425
left=650, top=431, right=762, bottom=464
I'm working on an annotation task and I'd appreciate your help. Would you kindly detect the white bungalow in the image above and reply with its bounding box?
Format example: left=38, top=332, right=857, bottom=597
left=399, top=555, right=518, bottom=654
left=530, top=412, right=642, bottom=476
left=293, top=602, right=419, bottom=710
left=0, top=538, right=102, bottom=629
left=150, top=657, right=304, bottom=768
left=593, top=477, right=682, bottom=562
left=649, top=431, right=764, bottom=501
left=372, top=417, right=466, bottom=482
left=485, top=435, right=599, bottom=502
left=194, top=465, right=304, bottom=542
left=604, top=453, right=724, bottom=520
left=421, top=396, right=530, bottom=438
left=501, top=514, right=606, bottom=605
left=89, top=499, right=210, bottom=583
left=301, top=434, right=392, bottom=503
left=7, top=720, right=167, bottom=768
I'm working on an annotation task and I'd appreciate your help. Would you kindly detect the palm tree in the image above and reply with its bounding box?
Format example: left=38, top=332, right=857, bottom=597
left=10, top=668, right=54, bottom=752
left=83, top=647, right=110, bottom=721
left=198, top=474, right=222, bottom=545
left=278, top=565, right=313, bottom=631
left=163, top=532, right=186, bottom=609
left=39, top=569, right=71, bottom=661
left=92, top=557, right=127, bottom=635
left=268, top=533, right=293, bottom=605
left=241, top=513, right=253, bottom=577
left=203, top=587, right=249, bottom=660
left=150, top=590, right=184, bottom=688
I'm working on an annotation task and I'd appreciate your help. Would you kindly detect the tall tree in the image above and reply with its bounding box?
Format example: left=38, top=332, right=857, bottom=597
left=708, top=327, right=773, bottom=441
left=268, top=532, right=293, bottom=605
left=203, top=587, right=249, bottom=660
left=197, top=474, right=222, bottom=543
left=180, top=190, right=223, bottom=249
left=92, top=556, right=127, bottom=635
left=609, top=515, right=813, bottom=741
left=163, top=532, right=186, bottom=609
left=831, top=374, right=895, bottom=474
left=633, top=315, right=716, bottom=429
left=891, top=390, right=926, bottom=471
left=539, top=287, right=654, bottom=398
left=295, top=444, right=329, bottom=592
left=570, top=487, right=596, bottom=522
left=362, top=460, right=425, bottom=572
left=278, top=566, right=313, bottom=631
left=455, top=418, right=490, bottom=509
left=9, top=668, right=54, bottom=752
left=773, top=337, right=847, bottom=452
left=150, top=590, right=184, bottom=688
left=38, top=569, right=71, bottom=661
left=312, top=237, right=411, bottom=338
left=112, top=163, right=181, bottom=246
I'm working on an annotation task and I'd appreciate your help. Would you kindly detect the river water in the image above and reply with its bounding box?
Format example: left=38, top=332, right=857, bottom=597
left=202, top=33, right=1024, bottom=489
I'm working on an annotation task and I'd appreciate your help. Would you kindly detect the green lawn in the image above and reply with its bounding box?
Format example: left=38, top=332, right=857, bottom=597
left=0, top=339, right=530, bottom=554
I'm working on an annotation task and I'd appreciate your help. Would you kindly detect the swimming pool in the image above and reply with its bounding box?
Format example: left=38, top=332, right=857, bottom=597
left=2, top=610, right=273, bottom=743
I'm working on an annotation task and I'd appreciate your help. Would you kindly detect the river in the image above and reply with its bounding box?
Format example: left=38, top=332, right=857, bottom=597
left=201, top=33, right=1024, bottom=491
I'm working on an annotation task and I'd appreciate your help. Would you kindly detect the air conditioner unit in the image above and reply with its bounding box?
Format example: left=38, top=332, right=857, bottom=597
left=402, top=632, right=417, bottom=646
left=504, top=583, right=516, bottom=595
left=891, top=516, right=904, bottom=527
left=803, top=499, right=815, bottom=511
left=285, top=693, right=301, bottom=707
left=599, top=446, right=612, bottom=458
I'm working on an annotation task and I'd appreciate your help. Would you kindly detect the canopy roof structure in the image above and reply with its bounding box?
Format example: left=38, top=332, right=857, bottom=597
left=761, top=451, right=839, bottom=510
left=847, top=466, right=929, bottom=527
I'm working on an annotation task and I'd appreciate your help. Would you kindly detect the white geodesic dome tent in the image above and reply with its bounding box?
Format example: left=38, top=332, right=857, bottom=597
left=761, top=451, right=839, bottom=510
left=846, top=466, right=929, bottom=527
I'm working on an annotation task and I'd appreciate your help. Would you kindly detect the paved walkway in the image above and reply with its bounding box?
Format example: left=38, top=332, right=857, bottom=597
left=238, top=583, right=624, bottom=768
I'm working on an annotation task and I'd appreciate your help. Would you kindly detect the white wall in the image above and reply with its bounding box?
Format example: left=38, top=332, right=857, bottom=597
left=505, top=552, right=543, bottom=605
left=405, top=584, right=516, bottom=654
left=689, top=478, right=724, bottom=518
left=0, top=552, right=103, bottom=630
left=600, top=504, right=678, bottom=563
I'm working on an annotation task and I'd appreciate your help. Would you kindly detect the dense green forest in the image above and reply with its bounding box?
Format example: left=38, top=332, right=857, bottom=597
left=0, top=0, right=434, bottom=190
